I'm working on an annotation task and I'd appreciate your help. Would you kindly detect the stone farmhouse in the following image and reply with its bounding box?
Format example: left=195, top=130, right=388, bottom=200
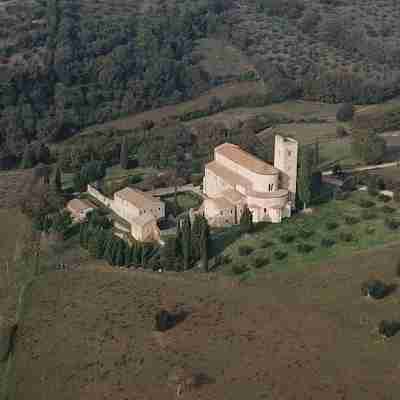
left=87, top=185, right=165, bottom=242
left=67, top=198, right=97, bottom=222
left=200, top=135, right=298, bottom=226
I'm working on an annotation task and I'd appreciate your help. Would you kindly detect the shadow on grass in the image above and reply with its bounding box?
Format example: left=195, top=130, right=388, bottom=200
left=210, top=225, right=242, bottom=259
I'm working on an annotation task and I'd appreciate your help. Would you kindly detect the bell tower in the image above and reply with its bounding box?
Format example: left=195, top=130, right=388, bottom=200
left=273, top=135, right=298, bottom=208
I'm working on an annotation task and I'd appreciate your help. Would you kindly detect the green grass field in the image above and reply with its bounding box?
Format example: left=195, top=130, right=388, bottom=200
left=215, top=191, right=400, bottom=278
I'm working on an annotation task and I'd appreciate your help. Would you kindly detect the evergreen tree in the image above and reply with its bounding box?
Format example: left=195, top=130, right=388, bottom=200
left=160, top=236, right=177, bottom=271
left=200, top=219, right=210, bottom=272
left=21, top=145, right=36, bottom=169
left=116, top=239, right=126, bottom=266
left=120, top=136, right=129, bottom=170
left=95, top=229, right=107, bottom=259
left=191, top=214, right=203, bottom=262
left=124, top=242, right=132, bottom=266
left=36, top=143, right=51, bottom=164
left=53, top=166, right=62, bottom=193
left=175, top=218, right=182, bottom=258
left=313, top=139, right=320, bottom=167
left=297, top=146, right=313, bottom=209
left=88, top=230, right=99, bottom=257
left=240, top=205, right=253, bottom=233
left=104, top=234, right=116, bottom=265
left=181, top=215, right=191, bottom=270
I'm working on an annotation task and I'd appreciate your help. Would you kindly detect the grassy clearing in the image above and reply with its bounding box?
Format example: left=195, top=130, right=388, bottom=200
left=162, top=192, right=203, bottom=214
left=216, top=191, right=400, bottom=278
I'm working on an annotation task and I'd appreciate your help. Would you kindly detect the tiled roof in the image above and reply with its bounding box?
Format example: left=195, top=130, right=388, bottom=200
left=215, top=143, right=278, bottom=175
left=221, top=189, right=245, bottom=204
left=67, top=198, right=95, bottom=213
left=131, top=213, right=157, bottom=227
left=207, top=197, right=234, bottom=209
left=206, top=160, right=251, bottom=189
left=115, top=187, right=162, bottom=208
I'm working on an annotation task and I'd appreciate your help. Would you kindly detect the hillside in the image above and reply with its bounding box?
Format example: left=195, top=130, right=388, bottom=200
left=2, top=0, right=400, bottom=166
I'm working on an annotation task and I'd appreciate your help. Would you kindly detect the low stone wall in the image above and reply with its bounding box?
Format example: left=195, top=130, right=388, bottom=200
left=87, top=184, right=113, bottom=208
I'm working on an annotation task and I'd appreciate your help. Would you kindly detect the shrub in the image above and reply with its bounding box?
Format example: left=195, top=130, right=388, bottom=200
left=326, top=221, right=339, bottom=231
left=214, top=254, right=231, bottom=268
left=385, top=217, right=400, bottom=230
left=280, top=233, right=295, bottom=243
left=335, top=190, right=350, bottom=200
left=238, top=245, right=254, bottom=256
left=361, top=279, right=388, bottom=299
left=297, top=243, right=314, bottom=253
left=365, top=226, right=376, bottom=235
left=274, top=250, right=288, bottom=260
left=381, top=205, right=395, bottom=214
left=361, top=209, right=377, bottom=220
left=251, top=256, right=270, bottom=269
left=378, top=194, right=392, bottom=203
left=345, top=215, right=360, bottom=225
left=396, top=259, right=400, bottom=277
left=298, top=229, right=314, bottom=239
left=378, top=320, right=400, bottom=338
left=339, top=231, right=354, bottom=242
left=336, top=125, right=347, bottom=137
left=260, top=239, right=274, bottom=248
left=155, top=310, right=175, bottom=332
left=359, top=199, right=375, bottom=208
left=321, top=237, right=335, bottom=248
left=231, top=263, right=249, bottom=275
left=336, top=103, right=354, bottom=122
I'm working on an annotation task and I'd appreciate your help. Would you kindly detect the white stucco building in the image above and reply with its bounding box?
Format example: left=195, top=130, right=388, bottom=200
left=201, top=135, right=298, bottom=226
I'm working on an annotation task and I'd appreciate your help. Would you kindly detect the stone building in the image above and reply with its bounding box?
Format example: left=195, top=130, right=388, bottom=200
left=87, top=184, right=164, bottom=242
left=67, top=198, right=96, bottom=222
left=201, top=135, right=298, bottom=226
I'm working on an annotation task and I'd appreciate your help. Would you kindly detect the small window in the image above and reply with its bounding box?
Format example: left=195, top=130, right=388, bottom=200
left=220, top=211, right=223, bottom=216
left=264, top=208, right=267, bottom=213
left=288, top=150, right=292, bottom=157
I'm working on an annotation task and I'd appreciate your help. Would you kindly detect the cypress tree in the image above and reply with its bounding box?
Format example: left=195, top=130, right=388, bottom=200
left=120, top=136, right=129, bottom=169
left=116, top=239, right=126, bottom=266
left=104, top=234, right=116, bottom=265
left=95, top=229, right=107, bottom=259
left=200, top=219, right=210, bottom=272
left=53, top=166, right=62, bottom=193
left=21, top=145, right=36, bottom=169
left=88, top=230, right=99, bottom=257
left=240, top=205, right=253, bottom=233
left=124, top=243, right=132, bottom=266
left=181, top=215, right=191, bottom=270
left=191, top=215, right=203, bottom=262
left=297, top=146, right=313, bottom=210
left=161, top=236, right=177, bottom=271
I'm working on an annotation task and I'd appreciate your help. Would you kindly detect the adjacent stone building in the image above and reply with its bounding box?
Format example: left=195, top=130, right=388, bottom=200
left=86, top=184, right=164, bottom=242
left=67, top=198, right=96, bottom=222
left=201, top=135, right=298, bottom=226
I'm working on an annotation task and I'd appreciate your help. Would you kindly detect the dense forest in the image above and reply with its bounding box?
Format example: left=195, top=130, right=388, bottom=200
left=0, top=0, right=233, bottom=164
left=2, top=0, right=400, bottom=166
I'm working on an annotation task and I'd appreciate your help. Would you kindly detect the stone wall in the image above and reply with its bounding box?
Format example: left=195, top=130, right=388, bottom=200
left=87, top=184, right=113, bottom=208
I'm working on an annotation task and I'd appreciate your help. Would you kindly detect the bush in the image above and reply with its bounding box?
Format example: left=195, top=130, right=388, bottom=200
left=361, top=279, right=388, bottom=299
left=345, top=215, right=360, bottom=225
left=280, top=233, right=296, bottom=243
left=238, top=245, right=254, bottom=256
left=359, top=199, right=375, bottom=208
left=274, top=250, right=288, bottom=260
left=396, top=259, right=400, bottom=277
left=335, top=190, right=350, bottom=200
left=326, top=221, right=339, bottom=231
left=336, top=125, right=347, bottom=137
left=155, top=310, right=175, bottom=332
left=251, top=256, right=270, bottom=269
left=336, top=103, right=354, bottom=122
left=339, top=231, right=354, bottom=242
left=214, top=254, right=231, bottom=268
left=378, top=320, right=400, bottom=338
left=321, top=237, right=335, bottom=248
left=361, top=209, right=377, bottom=220
left=385, top=217, right=400, bottom=230
left=298, top=229, right=314, bottom=239
left=378, top=194, right=392, bottom=203
left=231, top=263, right=250, bottom=275
left=260, top=239, right=274, bottom=248
left=381, top=205, right=395, bottom=214
left=297, top=243, right=314, bottom=254
left=365, top=226, right=376, bottom=235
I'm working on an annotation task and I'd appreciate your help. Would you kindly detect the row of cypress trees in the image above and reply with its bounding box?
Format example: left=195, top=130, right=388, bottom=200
left=161, top=214, right=211, bottom=272
left=79, top=216, right=154, bottom=267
